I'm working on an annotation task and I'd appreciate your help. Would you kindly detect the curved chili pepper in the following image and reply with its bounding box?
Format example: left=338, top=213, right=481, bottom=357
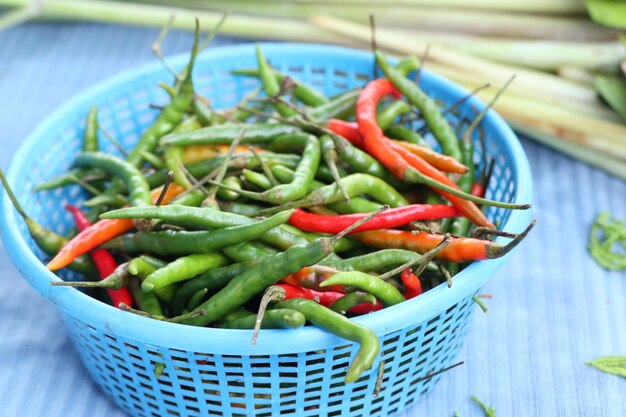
left=355, top=221, right=535, bottom=263
left=142, top=253, right=229, bottom=292
left=288, top=205, right=461, bottom=234
left=400, top=269, right=422, bottom=299
left=355, top=79, right=527, bottom=225
left=320, top=271, right=406, bottom=307
left=275, top=297, right=380, bottom=383
left=277, top=284, right=380, bottom=315
left=328, top=119, right=468, bottom=174
left=375, top=51, right=462, bottom=162
left=65, top=205, right=132, bottom=308
left=329, top=292, right=379, bottom=315
left=46, top=184, right=184, bottom=271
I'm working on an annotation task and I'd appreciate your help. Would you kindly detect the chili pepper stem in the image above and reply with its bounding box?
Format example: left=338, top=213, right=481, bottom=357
left=327, top=204, right=389, bottom=246
left=155, top=171, right=174, bottom=207
left=379, top=234, right=451, bottom=281
left=373, top=360, right=385, bottom=398
left=438, top=262, right=453, bottom=288
left=485, top=220, right=536, bottom=259
left=472, top=295, right=489, bottom=312
left=251, top=285, right=286, bottom=345
left=119, top=303, right=208, bottom=322
left=414, top=361, right=464, bottom=384
left=0, top=169, right=28, bottom=220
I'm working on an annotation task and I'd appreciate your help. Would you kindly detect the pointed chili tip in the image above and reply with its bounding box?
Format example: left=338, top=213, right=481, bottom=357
left=486, top=219, right=536, bottom=259
left=46, top=256, right=66, bottom=272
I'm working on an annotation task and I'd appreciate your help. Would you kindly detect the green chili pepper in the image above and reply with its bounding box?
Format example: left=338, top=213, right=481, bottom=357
left=218, top=309, right=306, bottom=329
left=218, top=200, right=266, bottom=216
left=160, top=123, right=300, bottom=147
left=377, top=101, right=412, bottom=131
left=320, top=271, right=406, bottom=307
left=186, top=288, right=209, bottom=311
left=270, top=165, right=382, bottom=214
left=309, top=89, right=359, bottom=121
left=375, top=52, right=462, bottom=161
left=126, top=22, right=201, bottom=168
left=275, top=298, right=380, bottom=383
left=172, top=262, right=254, bottom=315
left=395, top=56, right=420, bottom=75
left=320, top=249, right=438, bottom=273
left=217, top=176, right=242, bottom=201
left=256, top=44, right=297, bottom=117
left=102, top=210, right=295, bottom=255
left=242, top=169, right=273, bottom=190
left=73, top=152, right=151, bottom=208
left=255, top=174, right=408, bottom=214
left=83, top=106, right=99, bottom=152
left=208, top=133, right=321, bottom=205
left=231, top=68, right=328, bottom=106
left=128, top=278, right=163, bottom=316
left=222, top=241, right=280, bottom=263
left=127, top=256, right=177, bottom=304
left=142, top=253, right=229, bottom=292
left=192, top=99, right=218, bottom=126
left=52, top=261, right=130, bottom=289
left=329, top=292, right=378, bottom=314
left=384, top=125, right=429, bottom=147
left=328, top=134, right=403, bottom=189
left=175, top=210, right=382, bottom=327
left=0, top=170, right=98, bottom=278
left=101, top=206, right=310, bottom=250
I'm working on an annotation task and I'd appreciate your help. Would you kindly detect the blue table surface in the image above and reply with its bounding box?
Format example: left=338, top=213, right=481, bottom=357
left=0, top=22, right=624, bottom=417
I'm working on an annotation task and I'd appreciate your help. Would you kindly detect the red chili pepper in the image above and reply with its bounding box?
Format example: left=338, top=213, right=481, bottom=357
left=65, top=205, right=132, bottom=308
left=289, top=205, right=461, bottom=234
left=471, top=182, right=485, bottom=198
left=328, top=119, right=468, bottom=174
left=400, top=269, right=422, bottom=299
left=355, top=79, right=494, bottom=229
left=277, top=284, right=381, bottom=314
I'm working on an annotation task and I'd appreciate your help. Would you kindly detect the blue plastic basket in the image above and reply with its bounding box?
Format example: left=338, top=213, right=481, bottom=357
left=0, top=43, right=532, bottom=417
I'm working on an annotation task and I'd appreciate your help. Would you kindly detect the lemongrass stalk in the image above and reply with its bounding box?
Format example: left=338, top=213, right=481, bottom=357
left=0, top=3, right=39, bottom=30
left=134, top=0, right=614, bottom=41
left=472, top=85, right=626, bottom=160
left=557, top=66, right=596, bottom=86
left=425, top=61, right=622, bottom=122
left=311, top=15, right=599, bottom=106
left=230, top=0, right=587, bottom=14
left=430, top=66, right=626, bottom=156
left=383, top=29, right=624, bottom=71
left=0, top=0, right=345, bottom=44
left=511, top=122, right=626, bottom=180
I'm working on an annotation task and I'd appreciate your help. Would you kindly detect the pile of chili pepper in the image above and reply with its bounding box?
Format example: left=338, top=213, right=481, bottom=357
left=1, top=23, right=535, bottom=384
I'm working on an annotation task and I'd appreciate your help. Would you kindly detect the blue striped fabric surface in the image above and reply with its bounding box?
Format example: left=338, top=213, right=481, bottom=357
left=0, top=22, right=624, bottom=417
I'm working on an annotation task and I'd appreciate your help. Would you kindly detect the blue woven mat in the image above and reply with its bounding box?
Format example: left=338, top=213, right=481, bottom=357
left=0, top=22, right=624, bottom=417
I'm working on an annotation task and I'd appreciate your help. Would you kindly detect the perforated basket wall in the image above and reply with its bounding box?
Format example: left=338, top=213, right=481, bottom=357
left=0, top=44, right=532, bottom=417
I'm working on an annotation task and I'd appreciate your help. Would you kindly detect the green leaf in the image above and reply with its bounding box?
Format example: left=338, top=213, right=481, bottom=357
left=471, top=396, right=496, bottom=417
left=586, top=0, right=626, bottom=29
left=586, top=356, right=626, bottom=378
left=594, top=74, right=626, bottom=121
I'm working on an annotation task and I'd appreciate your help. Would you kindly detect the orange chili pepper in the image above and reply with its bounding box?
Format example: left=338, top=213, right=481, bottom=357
left=355, top=224, right=534, bottom=263
left=46, top=184, right=184, bottom=271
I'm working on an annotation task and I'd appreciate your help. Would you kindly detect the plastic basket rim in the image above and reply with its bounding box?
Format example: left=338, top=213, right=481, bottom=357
left=0, top=42, right=533, bottom=355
